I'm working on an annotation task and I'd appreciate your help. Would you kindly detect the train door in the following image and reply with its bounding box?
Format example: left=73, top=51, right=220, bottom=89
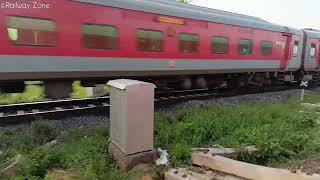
left=279, top=41, right=287, bottom=69
left=280, top=34, right=291, bottom=69
left=318, top=44, right=320, bottom=68
left=310, top=43, right=317, bottom=68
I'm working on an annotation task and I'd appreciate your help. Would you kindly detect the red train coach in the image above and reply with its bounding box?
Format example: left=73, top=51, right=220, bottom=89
left=0, top=0, right=304, bottom=98
left=302, top=30, right=320, bottom=80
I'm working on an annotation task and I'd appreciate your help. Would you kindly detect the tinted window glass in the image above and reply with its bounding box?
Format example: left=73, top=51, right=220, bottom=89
left=239, top=39, right=253, bottom=55
left=310, top=43, right=316, bottom=58
left=179, top=33, right=199, bottom=53
left=319, top=46, right=320, bottom=61
left=211, top=37, right=228, bottom=54
left=261, top=41, right=273, bottom=56
left=137, top=29, right=163, bottom=52
left=7, top=16, right=57, bottom=46
left=293, top=41, right=299, bottom=55
left=82, top=24, right=118, bottom=49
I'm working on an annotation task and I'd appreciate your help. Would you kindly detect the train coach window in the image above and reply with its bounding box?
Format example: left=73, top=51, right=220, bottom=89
left=7, top=16, right=56, bottom=46
left=211, top=36, right=229, bottom=54
left=261, top=41, right=273, bottom=56
left=82, top=24, right=118, bottom=49
left=239, top=39, right=253, bottom=55
left=137, top=29, right=163, bottom=52
left=310, top=43, right=316, bottom=58
left=293, top=41, right=299, bottom=56
left=179, top=33, right=199, bottom=53
left=319, top=46, right=320, bottom=60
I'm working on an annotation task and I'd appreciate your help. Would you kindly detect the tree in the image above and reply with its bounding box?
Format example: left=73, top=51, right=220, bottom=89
left=177, top=0, right=193, bottom=3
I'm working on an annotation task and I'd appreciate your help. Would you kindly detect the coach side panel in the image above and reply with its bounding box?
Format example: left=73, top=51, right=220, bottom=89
left=0, top=0, right=297, bottom=81
left=303, top=36, right=320, bottom=71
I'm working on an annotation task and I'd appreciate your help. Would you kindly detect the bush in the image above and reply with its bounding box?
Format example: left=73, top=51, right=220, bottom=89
left=15, top=149, right=66, bottom=179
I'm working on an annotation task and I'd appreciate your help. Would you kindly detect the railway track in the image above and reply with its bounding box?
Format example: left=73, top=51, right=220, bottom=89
left=2, top=81, right=318, bottom=126
left=0, top=97, right=110, bottom=125
left=0, top=89, right=220, bottom=125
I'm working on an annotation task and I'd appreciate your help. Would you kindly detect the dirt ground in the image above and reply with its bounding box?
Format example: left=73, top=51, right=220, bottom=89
left=291, top=156, right=320, bottom=175
left=46, top=169, right=80, bottom=180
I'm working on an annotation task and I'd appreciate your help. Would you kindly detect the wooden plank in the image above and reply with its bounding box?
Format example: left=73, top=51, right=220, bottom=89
left=192, top=153, right=320, bottom=180
left=17, top=111, right=25, bottom=115
left=32, top=109, right=40, bottom=113
left=88, top=104, right=96, bottom=108
left=160, top=97, right=169, bottom=100
left=0, top=154, right=22, bottom=177
left=102, top=103, right=109, bottom=107
left=55, top=107, right=64, bottom=111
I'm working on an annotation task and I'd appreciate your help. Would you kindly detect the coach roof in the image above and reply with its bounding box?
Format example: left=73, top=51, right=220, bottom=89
left=72, top=0, right=302, bottom=35
left=304, top=30, right=320, bottom=39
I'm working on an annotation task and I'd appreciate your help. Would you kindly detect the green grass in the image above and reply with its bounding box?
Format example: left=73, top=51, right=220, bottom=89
left=2, top=94, right=320, bottom=178
left=301, top=90, right=320, bottom=104
left=155, top=97, right=320, bottom=167
left=71, top=81, right=88, bottom=99
left=0, top=121, right=140, bottom=180
left=0, top=84, right=44, bottom=105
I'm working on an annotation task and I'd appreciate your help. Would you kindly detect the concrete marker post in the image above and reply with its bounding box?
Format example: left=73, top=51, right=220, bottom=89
left=300, top=81, right=308, bottom=102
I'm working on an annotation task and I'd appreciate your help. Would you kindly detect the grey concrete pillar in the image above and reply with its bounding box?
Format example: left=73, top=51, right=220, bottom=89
left=107, top=79, right=156, bottom=171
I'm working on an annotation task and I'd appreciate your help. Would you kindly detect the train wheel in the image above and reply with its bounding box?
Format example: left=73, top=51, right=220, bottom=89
left=194, top=76, right=207, bottom=89
left=154, top=80, right=168, bottom=90
left=0, top=82, right=25, bottom=93
left=227, top=76, right=239, bottom=90
left=44, top=81, right=73, bottom=99
left=178, top=77, right=192, bottom=90
left=81, top=80, right=97, bottom=87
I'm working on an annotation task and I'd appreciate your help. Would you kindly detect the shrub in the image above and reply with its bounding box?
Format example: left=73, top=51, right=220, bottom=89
left=15, top=149, right=66, bottom=179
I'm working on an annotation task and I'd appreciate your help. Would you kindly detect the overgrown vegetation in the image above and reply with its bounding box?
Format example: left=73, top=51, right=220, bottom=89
left=1, top=93, right=320, bottom=179
left=0, top=83, right=44, bottom=105
left=0, top=122, right=139, bottom=179
left=71, top=81, right=88, bottom=99
left=155, top=96, right=320, bottom=167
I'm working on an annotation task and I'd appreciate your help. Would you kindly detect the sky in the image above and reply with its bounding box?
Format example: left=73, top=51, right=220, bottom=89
left=191, top=0, right=319, bottom=30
